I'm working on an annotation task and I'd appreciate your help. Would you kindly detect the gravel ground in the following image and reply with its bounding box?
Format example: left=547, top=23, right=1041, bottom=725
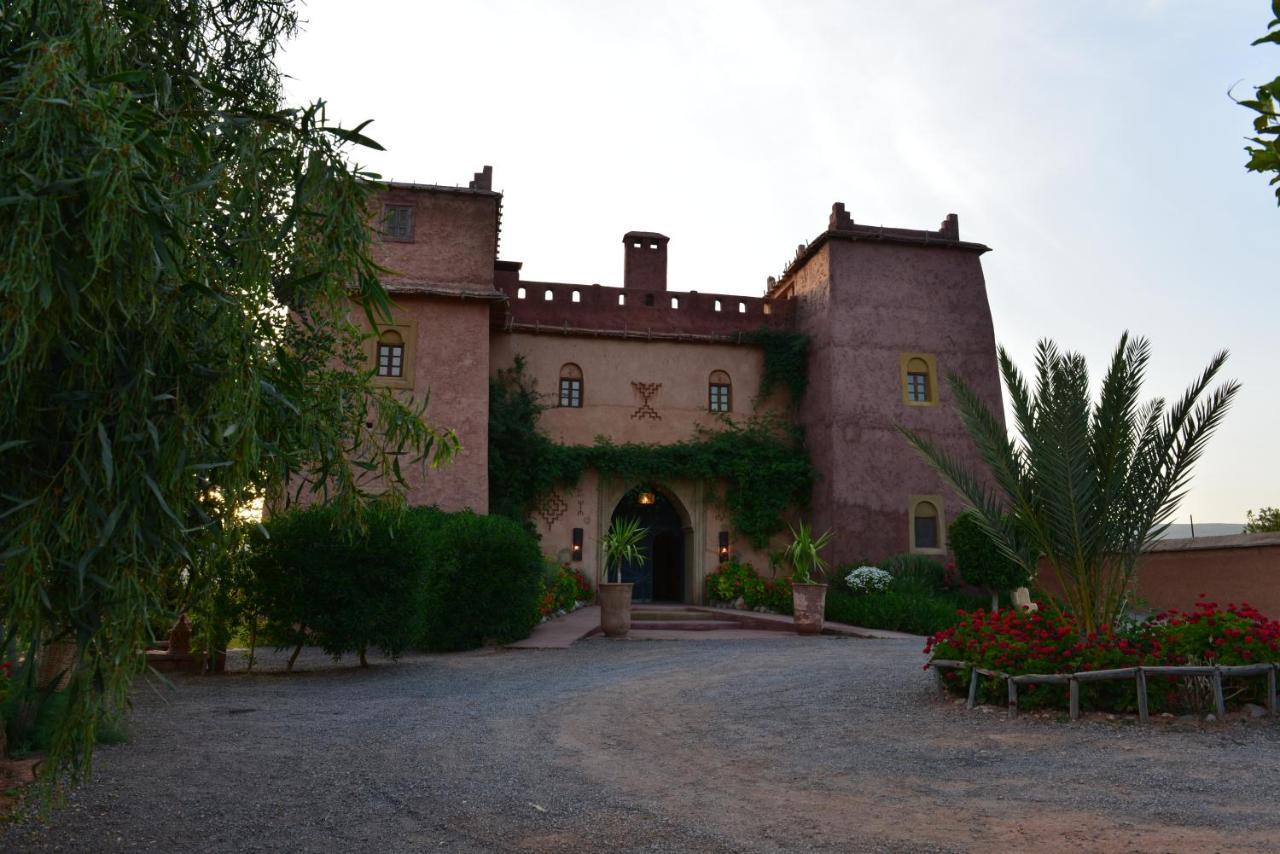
left=3, top=636, right=1279, bottom=853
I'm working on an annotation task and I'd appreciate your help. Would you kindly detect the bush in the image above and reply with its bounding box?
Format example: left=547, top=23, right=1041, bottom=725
left=948, top=512, right=1028, bottom=607
left=843, top=566, right=892, bottom=595
left=540, top=561, right=593, bottom=618
left=420, top=511, right=544, bottom=650
left=877, top=553, right=947, bottom=595
left=925, top=600, right=1280, bottom=713
left=825, top=588, right=979, bottom=636
left=704, top=559, right=793, bottom=614
left=250, top=502, right=440, bottom=665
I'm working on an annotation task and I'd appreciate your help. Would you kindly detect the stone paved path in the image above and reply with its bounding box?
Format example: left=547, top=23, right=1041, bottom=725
left=4, top=638, right=1279, bottom=852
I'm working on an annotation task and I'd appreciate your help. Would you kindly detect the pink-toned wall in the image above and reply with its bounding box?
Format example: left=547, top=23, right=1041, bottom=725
left=369, top=296, right=491, bottom=513
left=371, top=186, right=499, bottom=293
left=1038, top=534, right=1280, bottom=619
left=490, top=332, right=786, bottom=445
left=787, top=235, right=1003, bottom=564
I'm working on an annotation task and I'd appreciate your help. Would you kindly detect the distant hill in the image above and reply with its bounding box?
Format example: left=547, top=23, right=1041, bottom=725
left=1156, top=523, right=1244, bottom=540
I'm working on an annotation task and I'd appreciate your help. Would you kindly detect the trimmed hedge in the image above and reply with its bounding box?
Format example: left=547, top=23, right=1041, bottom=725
left=419, top=511, right=544, bottom=650
left=250, top=503, right=439, bottom=664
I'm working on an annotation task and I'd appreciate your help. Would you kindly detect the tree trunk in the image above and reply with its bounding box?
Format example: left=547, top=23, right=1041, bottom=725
left=358, top=645, right=369, bottom=668
left=246, top=618, right=257, bottom=673
left=286, top=641, right=303, bottom=672
left=990, top=589, right=999, bottom=613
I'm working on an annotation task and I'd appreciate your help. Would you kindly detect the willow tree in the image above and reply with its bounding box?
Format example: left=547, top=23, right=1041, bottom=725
left=1241, top=1, right=1280, bottom=203
left=0, top=0, right=456, bottom=776
left=899, top=335, right=1238, bottom=633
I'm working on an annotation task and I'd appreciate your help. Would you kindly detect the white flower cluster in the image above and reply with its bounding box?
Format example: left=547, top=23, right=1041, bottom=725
left=845, top=565, right=892, bottom=595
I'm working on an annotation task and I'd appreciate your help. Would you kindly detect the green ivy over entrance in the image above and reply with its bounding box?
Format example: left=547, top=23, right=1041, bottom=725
left=488, top=358, right=813, bottom=547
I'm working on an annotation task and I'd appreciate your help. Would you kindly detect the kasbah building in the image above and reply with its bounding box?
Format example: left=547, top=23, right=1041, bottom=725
left=365, top=166, right=1002, bottom=603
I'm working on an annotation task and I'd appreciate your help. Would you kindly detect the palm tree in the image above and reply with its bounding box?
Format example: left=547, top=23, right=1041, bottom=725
left=899, top=334, right=1238, bottom=633
left=601, top=516, right=647, bottom=584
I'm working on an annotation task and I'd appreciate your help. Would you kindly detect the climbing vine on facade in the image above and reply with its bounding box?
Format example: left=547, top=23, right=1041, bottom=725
left=488, top=359, right=813, bottom=546
left=736, top=328, right=810, bottom=405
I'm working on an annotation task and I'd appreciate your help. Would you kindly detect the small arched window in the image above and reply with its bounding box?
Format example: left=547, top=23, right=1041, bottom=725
left=516, top=287, right=527, bottom=300
left=905, top=356, right=932, bottom=403
left=738, top=302, right=747, bottom=314
left=671, top=297, right=680, bottom=309
left=559, top=363, right=583, bottom=408
left=544, top=289, right=554, bottom=301
left=571, top=290, right=581, bottom=303
left=376, top=330, right=405, bottom=378
left=708, top=370, right=731, bottom=413
left=763, top=303, right=773, bottom=315
left=644, top=293, right=655, bottom=306
left=910, top=499, right=944, bottom=552
left=618, top=293, right=626, bottom=306
left=714, top=299, right=722, bottom=312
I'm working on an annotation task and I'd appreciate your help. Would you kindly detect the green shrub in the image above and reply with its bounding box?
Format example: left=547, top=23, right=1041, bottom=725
left=948, top=512, right=1029, bottom=608
left=877, top=553, right=947, bottom=594
left=824, top=588, right=982, bottom=636
left=704, top=558, right=793, bottom=614
left=420, top=511, right=544, bottom=650
left=250, top=502, right=440, bottom=665
left=540, top=561, right=593, bottom=618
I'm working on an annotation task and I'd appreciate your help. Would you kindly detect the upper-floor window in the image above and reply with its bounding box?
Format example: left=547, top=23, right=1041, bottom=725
left=709, top=370, right=732, bottom=413
left=376, top=331, right=405, bottom=378
left=559, top=363, right=583, bottom=408
left=383, top=204, right=414, bottom=242
left=901, top=353, right=937, bottom=406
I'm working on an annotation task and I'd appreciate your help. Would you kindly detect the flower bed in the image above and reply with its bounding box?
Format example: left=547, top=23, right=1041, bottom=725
left=925, top=598, right=1280, bottom=714
left=539, top=563, right=593, bottom=619
left=704, top=559, right=793, bottom=614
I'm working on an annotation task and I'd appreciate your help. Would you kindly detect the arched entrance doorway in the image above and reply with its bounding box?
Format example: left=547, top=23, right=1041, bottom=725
left=610, top=486, right=688, bottom=602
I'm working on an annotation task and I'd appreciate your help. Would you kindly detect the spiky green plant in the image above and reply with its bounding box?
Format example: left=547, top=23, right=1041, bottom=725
left=784, top=522, right=834, bottom=585
left=899, top=334, right=1238, bottom=633
left=0, top=0, right=456, bottom=779
left=601, top=517, right=647, bottom=584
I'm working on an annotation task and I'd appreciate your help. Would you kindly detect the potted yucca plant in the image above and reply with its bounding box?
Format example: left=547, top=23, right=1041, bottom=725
left=785, top=522, right=834, bottom=634
left=599, top=516, right=647, bottom=637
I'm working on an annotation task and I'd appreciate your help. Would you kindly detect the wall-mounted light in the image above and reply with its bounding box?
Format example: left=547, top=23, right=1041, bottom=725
left=637, top=490, right=656, bottom=506
left=572, top=527, right=583, bottom=561
left=718, top=530, right=730, bottom=563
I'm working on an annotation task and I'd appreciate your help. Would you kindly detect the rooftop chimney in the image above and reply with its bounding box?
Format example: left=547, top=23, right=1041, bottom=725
left=622, top=231, right=669, bottom=292
left=468, top=165, right=493, bottom=191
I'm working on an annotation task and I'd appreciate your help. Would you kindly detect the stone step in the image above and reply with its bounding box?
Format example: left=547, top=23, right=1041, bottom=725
left=630, top=620, right=746, bottom=631
left=630, top=609, right=737, bottom=622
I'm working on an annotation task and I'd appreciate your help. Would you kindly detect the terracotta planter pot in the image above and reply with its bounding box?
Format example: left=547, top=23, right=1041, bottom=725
left=792, top=583, right=828, bottom=635
left=598, top=583, right=634, bottom=638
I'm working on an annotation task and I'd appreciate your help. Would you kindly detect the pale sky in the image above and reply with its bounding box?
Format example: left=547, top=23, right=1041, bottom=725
left=282, top=1, right=1277, bottom=525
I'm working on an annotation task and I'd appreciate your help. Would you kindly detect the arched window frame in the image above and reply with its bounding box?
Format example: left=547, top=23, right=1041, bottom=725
left=908, top=496, right=946, bottom=554
left=370, top=320, right=416, bottom=390
left=559, top=363, right=584, bottom=408
left=900, top=352, right=938, bottom=406
left=708, top=370, right=732, bottom=414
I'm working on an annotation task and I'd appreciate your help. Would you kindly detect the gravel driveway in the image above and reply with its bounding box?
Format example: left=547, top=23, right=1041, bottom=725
left=3, top=636, right=1279, bottom=853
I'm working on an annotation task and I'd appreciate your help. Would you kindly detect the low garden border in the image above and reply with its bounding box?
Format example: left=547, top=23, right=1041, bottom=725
left=929, top=659, right=1280, bottom=723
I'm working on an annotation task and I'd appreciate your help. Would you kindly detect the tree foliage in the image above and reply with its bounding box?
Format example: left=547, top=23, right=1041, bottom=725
left=899, top=334, right=1238, bottom=633
left=0, top=0, right=455, bottom=776
left=947, top=511, right=1029, bottom=610
left=1240, top=0, right=1280, bottom=203
left=1244, top=506, right=1280, bottom=533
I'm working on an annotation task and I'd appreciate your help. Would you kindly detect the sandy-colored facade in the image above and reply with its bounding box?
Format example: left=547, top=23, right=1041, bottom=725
left=364, top=167, right=1004, bottom=603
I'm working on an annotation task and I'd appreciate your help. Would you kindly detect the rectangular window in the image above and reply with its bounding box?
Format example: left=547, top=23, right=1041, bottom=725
left=907, top=372, right=928, bottom=403
left=709, top=384, right=731, bottom=413
left=559, top=378, right=582, bottom=408
left=377, top=342, right=404, bottom=378
left=914, top=515, right=938, bottom=549
left=383, top=204, right=413, bottom=241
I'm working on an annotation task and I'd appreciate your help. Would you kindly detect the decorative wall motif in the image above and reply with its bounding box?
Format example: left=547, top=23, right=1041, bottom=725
left=631, top=382, right=662, bottom=420
left=537, top=491, right=568, bottom=528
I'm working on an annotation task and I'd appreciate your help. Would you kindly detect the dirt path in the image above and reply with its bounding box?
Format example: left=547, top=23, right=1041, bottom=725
left=3, top=637, right=1278, bottom=852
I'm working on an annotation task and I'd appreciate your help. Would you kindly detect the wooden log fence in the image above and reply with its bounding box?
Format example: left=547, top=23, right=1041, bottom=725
left=928, top=660, right=1280, bottom=722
